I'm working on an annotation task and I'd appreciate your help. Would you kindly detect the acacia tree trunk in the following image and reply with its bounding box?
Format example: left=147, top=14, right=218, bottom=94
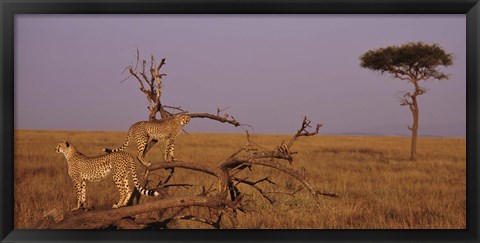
left=406, top=80, right=424, bottom=161
left=410, top=96, right=419, bottom=161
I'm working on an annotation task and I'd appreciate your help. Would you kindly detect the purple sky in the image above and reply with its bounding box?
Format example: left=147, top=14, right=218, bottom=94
left=15, top=15, right=466, bottom=136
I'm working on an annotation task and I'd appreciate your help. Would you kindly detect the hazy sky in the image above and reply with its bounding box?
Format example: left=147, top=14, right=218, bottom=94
left=15, top=15, right=466, bottom=136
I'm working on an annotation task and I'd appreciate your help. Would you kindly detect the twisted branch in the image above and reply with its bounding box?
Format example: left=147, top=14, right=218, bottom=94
left=39, top=196, right=240, bottom=229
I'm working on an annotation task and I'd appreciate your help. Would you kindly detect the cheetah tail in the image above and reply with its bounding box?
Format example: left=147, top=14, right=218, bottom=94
left=103, top=129, right=132, bottom=153
left=129, top=156, right=159, bottom=197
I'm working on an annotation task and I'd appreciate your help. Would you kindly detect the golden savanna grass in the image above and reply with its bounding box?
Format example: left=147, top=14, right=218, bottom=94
left=14, top=130, right=465, bottom=229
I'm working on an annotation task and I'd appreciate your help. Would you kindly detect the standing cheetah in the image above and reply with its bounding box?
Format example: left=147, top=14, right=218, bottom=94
left=103, top=114, right=191, bottom=167
left=55, top=141, right=159, bottom=210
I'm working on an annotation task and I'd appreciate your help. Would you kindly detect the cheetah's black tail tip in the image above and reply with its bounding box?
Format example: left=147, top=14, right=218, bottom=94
left=103, top=148, right=113, bottom=153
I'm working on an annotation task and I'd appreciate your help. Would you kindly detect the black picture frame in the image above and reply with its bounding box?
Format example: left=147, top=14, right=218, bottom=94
left=1, top=0, right=478, bottom=242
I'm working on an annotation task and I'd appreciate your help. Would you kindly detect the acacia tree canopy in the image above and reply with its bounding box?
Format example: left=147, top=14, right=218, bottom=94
left=360, top=42, right=453, bottom=81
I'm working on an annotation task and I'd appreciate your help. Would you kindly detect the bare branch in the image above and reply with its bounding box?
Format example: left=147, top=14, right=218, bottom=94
left=223, top=159, right=338, bottom=204
left=135, top=48, right=140, bottom=71
left=266, top=186, right=304, bottom=197
left=286, top=116, right=323, bottom=149
left=163, top=105, right=188, bottom=114
left=232, top=177, right=276, bottom=204
left=148, top=161, right=219, bottom=178
left=188, top=112, right=241, bottom=127
left=128, top=68, right=146, bottom=91
left=198, top=184, right=217, bottom=196
left=172, top=213, right=223, bottom=229
left=157, top=183, right=194, bottom=190
left=223, top=131, right=257, bottom=163
left=157, top=58, right=167, bottom=72
left=221, top=116, right=323, bottom=165
left=217, top=106, right=231, bottom=116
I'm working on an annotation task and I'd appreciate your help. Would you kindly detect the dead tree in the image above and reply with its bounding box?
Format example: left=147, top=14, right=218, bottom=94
left=125, top=50, right=241, bottom=127
left=40, top=51, right=337, bottom=229
left=40, top=117, right=338, bottom=229
left=122, top=51, right=244, bottom=176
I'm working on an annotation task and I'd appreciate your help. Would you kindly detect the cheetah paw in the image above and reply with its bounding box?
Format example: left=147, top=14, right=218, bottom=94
left=142, top=162, right=152, bottom=167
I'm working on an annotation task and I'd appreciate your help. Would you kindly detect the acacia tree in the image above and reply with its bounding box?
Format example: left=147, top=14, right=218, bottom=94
left=360, top=42, right=453, bottom=161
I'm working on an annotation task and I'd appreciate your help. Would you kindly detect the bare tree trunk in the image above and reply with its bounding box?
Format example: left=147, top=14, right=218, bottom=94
left=39, top=196, right=240, bottom=229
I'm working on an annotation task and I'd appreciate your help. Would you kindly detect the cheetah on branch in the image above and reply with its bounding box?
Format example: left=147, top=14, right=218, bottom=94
left=55, top=141, right=159, bottom=210
left=103, top=114, right=191, bottom=167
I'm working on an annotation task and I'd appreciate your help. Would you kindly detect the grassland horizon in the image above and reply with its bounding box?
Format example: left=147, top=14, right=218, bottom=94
left=14, top=129, right=466, bottom=229
left=16, top=128, right=466, bottom=139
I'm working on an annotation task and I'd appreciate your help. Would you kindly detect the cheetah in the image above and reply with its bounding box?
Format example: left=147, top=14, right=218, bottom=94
left=103, top=114, right=191, bottom=167
left=55, top=141, right=159, bottom=210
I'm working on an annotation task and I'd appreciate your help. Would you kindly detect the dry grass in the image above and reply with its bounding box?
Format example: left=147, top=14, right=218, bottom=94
left=14, top=130, right=465, bottom=229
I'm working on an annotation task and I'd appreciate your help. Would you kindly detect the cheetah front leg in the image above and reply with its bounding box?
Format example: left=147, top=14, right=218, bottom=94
left=72, top=180, right=86, bottom=211
left=72, top=181, right=82, bottom=211
left=80, top=181, right=87, bottom=209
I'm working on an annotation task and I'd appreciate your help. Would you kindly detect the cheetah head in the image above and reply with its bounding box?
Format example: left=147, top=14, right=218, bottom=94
left=179, top=115, right=191, bottom=126
left=55, top=141, right=71, bottom=154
